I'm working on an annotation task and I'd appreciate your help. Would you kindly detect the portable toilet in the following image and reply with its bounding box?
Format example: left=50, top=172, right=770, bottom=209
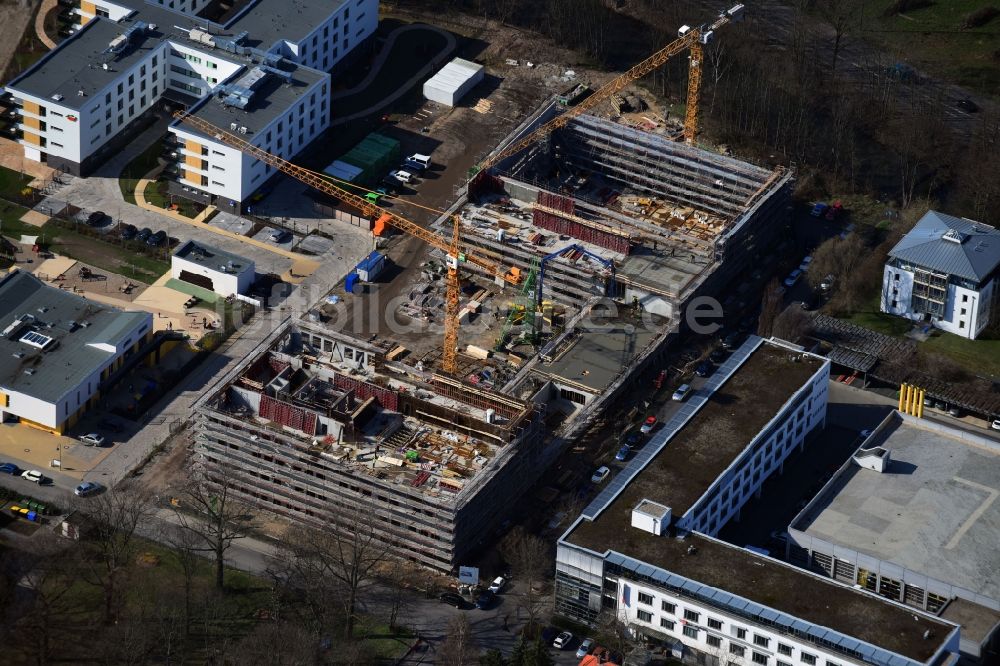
left=345, top=272, right=360, bottom=294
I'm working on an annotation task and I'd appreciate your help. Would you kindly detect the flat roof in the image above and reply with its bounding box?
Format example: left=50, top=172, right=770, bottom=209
left=0, top=271, right=150, bottom=402
left=8, top=19, right=166, bottom=109
left=537, top=323, right=658, bottom=394
left=173, top=240, right=254, bottom=274
left=562, top=341, right=955, bottom=661
left=178, top=59, right=325, bottom=137
left=795, top=416, right=1000, bottom=604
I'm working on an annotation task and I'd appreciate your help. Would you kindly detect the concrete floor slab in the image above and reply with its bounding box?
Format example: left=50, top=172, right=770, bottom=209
left=297, top=233, right=335, bottom=255
left=252, top=226, right=299, bottom=251
left=208, top=211, right=254, bottom=236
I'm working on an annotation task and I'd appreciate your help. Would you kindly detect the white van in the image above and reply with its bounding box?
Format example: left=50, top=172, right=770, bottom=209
left=405, top=153, right=431, bottom=171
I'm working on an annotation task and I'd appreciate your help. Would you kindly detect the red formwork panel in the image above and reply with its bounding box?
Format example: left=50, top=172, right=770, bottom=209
left=533, top=191, right=630, bottom=254
left=259, top=394, right=318, bottom=435
left=331, top=373, right=399, bottom=412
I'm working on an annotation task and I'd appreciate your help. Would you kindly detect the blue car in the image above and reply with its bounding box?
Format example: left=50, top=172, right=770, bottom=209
left=625, top=432, right=641, bottom=446
left=0, top=462, right=20, bottom=475
left=476, top=589, right=495, bottom=610
left=615, top=444, right=630, bottom=461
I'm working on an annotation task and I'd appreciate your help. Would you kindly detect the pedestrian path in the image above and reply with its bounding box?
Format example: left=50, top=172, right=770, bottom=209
left=35, top=0, right=58, bottom=50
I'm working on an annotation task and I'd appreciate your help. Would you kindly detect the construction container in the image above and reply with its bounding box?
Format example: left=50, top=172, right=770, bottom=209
left=423, top=58, right=484, bottom=107
left=323, top=160, right=364, bottom=183
left=355, top=251, right=386, bottom=282
left=339, top=133, right=401, bottom=186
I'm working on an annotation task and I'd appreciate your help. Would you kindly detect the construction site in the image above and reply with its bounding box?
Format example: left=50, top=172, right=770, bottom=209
left=194, top=319, right=545, bottom=571
left=185, top=3, right=796, bottom=572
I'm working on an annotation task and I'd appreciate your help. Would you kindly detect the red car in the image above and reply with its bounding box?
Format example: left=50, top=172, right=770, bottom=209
left=640, top=415, right=657, bottom=434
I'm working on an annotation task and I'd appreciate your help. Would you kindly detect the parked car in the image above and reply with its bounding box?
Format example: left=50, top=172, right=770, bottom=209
left=591, top=466, right=611, bottom=484
left=136, top=227, right=152, bottom=242
left=404, top=153, right=431, bottom=171
left=819, top=274, right=835, bottom=292
left=21, top=469, right=44, bottom=484
left=810, top=202, right=829, bottom=218
left=146, top=230, right=167, bottom=247
left=709, top=348, right=727, bottom=363
left=576, top=638, right=595, bottom=659
left=948, top=406, right=962, bottom=417
left=553, top=631, right=574, bottom=649
left=624, top=431, right=641, bottom=447
left=475, top=589, right=495, bottom=610
left=672, top=384, right=691, bottom=402
left=488, top=576, right=506, bottom=593
left=799, top=255, right=813, bottom=272
left=389, top=169, right=414, bottom=184
left=721, top=332, right=741, bottom=350
left=860, top=429, right=873, bottom=438
left=695, top=360, right=713, bottom=377
left=438, top=592, right=465, bottom=608
left=615, top=444, right=630, bottom=462
left=86, top=210, right=107, bottom=227
left=0, top=462, right=20, bottom=475
left=79, top=433, right=105, bottom=447
left=75, top=481, right=103, bottom=497
left=784, top=269, right=803, bottom=288
left=120, top=223, right=137, bottom=240
left=991, top=419, right=1000, bottom=431
left=640, top=415, right=657, bottom=434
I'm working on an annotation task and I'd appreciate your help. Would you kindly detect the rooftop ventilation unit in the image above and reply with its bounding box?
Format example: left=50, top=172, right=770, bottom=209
left=259, top=64, right=293, bottom=83
left=51, top=93, right=63, bottom=101
left=213, top=30, right=249, bottom=53
left=942, top=228, right=968, bottom=244
left=229, top=122, right=238, bottom=130
left=238, top=126, right=248, bottom=134
left=105, top=21, right=149, bottom=57
left=188, top=27, right=215, bottom=47
left=24, top=368, right=36, bottom=376
left=3, top=314, right=35, bottom=340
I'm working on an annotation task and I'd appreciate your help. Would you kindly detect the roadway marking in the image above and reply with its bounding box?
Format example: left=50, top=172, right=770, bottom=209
left=945, top=477, right=998, bottom=550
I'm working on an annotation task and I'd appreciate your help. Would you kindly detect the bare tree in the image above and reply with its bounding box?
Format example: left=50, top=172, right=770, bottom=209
left=162, top=522, right=203, bottom=635
left=772, top=307, right=813, bottom=344
left=593, top=608, right=639, bottom=660
left=499, top=526, right=552, bottom=628
left=757, top=278, right=784, bottom=338
left=78, top=481, right=155, bottom=624
left=286, top=502, right=394, bottom=640
left=230, top=620, right=317, bottom=666
left=815, top=0, right=862, bottom=73
left=439, top=614, right=476, bottom=666
left=172, top=463, right=258, bottom=590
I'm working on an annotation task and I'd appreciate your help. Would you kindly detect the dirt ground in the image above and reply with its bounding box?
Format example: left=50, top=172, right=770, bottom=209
left=0, top=0, right=39, bottom=81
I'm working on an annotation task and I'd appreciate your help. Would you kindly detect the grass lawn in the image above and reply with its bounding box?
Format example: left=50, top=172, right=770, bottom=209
left=922, top=332, right=1000, bottom=378
left=145, top=178, right=203, bottom=218
left=844, top=309, right=912, bottom=337
left=119, top=137, right=165, bottom=205
left=857, top=1, right=1000, bottom=97
left=42, top=220, right=169, bottom=284
left=0, top=199, right=34, bottom=238
left=0, top=165, right=34, bottom=199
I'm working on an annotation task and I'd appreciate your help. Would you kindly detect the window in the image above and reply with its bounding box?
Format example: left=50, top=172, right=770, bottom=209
left=962, top=294, right=969, bottom=302
left=683, top=610, right=700, bottom=622
left=960, top=321, right=966, bottom=329
left=211, top=165, right=224, bottom=171
left=961, top=308, right=967, bottom=315
left=207, top=61, right=217, bottom=69
left=778, top=662, right=792, bottom=666
left=637, top=610, right=652, bottom=623
left=660, top=618, right=675, bottom=631
left=51, top=141, right=63, bottom=148
left=731, top=645, right=746, bottom=657
left=752, top=653, right=768, bottom=665
left=104, top=93, right=110, bottom=105
left=732, top=627, right=747, bottom=640
left=52, top=126, right=63, bottom=132
left=152, top=55, right=158, bottom=67
left=801, top=654, right=816, bottom=665
left=707, top=636, right=722, bottom=648
left=753, top=635, right=770, bottom=648
left=683, top=626, right=698, bottom=639
left=708, top=618, right=723, bottom=630
left=778, top=644, right=792, bottom=657
left=128, top=73, right=134, bottom=86
left=211, top=180, right=224, bottom=186
left=638, top=592, right=653, bottom=606
left=661, top=601, right=676, bottom=613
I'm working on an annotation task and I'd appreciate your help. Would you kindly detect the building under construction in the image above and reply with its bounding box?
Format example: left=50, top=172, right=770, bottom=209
left=193, top=318, right=544, bottom=571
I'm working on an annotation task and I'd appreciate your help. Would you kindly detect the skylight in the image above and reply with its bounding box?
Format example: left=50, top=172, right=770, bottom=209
left=20, top=330, right=54, bottom=349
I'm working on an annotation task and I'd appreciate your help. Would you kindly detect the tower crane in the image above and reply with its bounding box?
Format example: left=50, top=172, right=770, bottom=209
left=173, top=111, right=521, bottom=375
left=473, top=4, right=745, bottom=176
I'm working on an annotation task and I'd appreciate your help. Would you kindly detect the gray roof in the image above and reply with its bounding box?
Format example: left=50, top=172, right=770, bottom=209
left=888, top=210, right=1000, bottom=282
left=6, top=19, right=166, bottom=110
left=6, top=0, right=340, bottom=111
left=173, top=240, right=254, bottom=274
left=0, top=271, right=151, bottom=403
left=178, top=58, right=326, bottom=137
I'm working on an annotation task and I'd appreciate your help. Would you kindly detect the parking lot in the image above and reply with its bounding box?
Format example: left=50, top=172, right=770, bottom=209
left=251, top=225, right=301, bottom=251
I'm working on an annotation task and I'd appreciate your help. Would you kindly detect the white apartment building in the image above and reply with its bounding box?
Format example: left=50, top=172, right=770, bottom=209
left=4, top=0, right=377, bottom=209
left=555, top=337, right=969, bottom=666
left=0, top=271, right=153, bottom=434
left=881, top=210, right=1000, bottom=339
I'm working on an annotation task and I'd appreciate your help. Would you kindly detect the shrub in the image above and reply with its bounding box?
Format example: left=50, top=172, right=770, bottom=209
left=961, top=6, right=999, bottom=29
